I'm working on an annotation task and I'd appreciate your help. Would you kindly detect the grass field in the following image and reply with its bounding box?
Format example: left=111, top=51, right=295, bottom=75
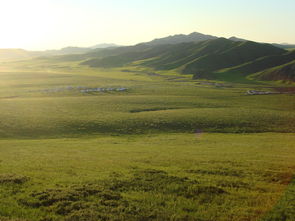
left=0, top=60, right=294, bottom=220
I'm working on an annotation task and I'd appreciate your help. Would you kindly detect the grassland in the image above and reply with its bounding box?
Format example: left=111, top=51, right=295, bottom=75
left=0, top=59, right=294, bottom=220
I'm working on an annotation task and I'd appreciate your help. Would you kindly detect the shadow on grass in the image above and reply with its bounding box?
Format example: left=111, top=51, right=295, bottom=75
left=17, top=169, right=227, bottom=221
left=261, top=176, right=295, bottom=221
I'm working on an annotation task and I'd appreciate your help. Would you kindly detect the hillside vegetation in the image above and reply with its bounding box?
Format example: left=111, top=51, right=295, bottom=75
left=2, top=32, right=294, bottom=83
left=253, top=59, right=295, bottom=81
left=0, top=32, right=294, bottom=221
left=78, top=37, right=294, bottom=82
left=0, top=60, right=294, bottom=220
left=225, top=50, right=295, bottom=75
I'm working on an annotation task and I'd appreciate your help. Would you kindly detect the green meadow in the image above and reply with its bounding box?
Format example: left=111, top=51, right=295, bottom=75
left=0, top=60, right=294, bottom=220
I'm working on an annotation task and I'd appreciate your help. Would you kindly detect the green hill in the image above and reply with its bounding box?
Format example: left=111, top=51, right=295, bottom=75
left=252, top=59, right=295, bottom=82
left=24, top=33, right=292, bottom=83
left=81, top=38, right=287, bottom=81
left=225, top=50, right=295, bottom=75
left=141, top=38, right=238, bottom=70
left=182, top=40, right=285, bottom=75
left=2, top=30, right=294, bottom=83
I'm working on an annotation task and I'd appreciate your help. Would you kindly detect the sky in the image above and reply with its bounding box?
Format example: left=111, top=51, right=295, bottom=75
left=0, top=0, right=294, bottom=50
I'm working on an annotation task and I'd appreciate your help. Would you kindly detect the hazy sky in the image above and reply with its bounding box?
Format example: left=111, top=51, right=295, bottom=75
left=0, top=0, right=294, bottom=50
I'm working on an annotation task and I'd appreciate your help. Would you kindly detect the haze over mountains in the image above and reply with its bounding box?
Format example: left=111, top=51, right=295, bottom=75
left=1, top=32, right=295, bottom=82
left=0, top=44, right=119, bottom=61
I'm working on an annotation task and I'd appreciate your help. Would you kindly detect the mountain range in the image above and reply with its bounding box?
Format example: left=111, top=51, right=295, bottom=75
left=0, top=44, right=119, bottom=62
left=78, top=34, right=294, bottom=82
left=144, top=32, right=218, bottom=45
left=1, top=32, right=294, bottom=82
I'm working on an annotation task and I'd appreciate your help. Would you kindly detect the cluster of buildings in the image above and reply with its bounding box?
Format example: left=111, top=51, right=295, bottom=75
left=80, top=87, right=127, bottom=93
left=40, top=86, right=128, bottom=93
left=246, top=90, right=276, bottom=95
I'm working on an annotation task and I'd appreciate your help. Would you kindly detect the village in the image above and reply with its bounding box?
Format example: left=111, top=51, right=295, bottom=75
left=39, top=86, right=128, bottom=94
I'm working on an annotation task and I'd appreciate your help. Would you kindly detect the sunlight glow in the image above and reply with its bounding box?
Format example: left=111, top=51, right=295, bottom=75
left=0, top=1, right=58, bottom=49
left=0, top=0, right=294, bottom=50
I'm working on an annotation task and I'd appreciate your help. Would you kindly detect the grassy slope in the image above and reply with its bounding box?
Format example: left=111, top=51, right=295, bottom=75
left=0, top=60, right=294, bottom=220
left=1, top=133, right=294, bottom=221
left=251, top=60, right=295, bottom=82
left=225, top=50, right=295, bottom=76
left=0, top=65, right=294, bottom=138
left=77, top=38, right=289, bottom=82
left=183, top=41, right=285, bottom=75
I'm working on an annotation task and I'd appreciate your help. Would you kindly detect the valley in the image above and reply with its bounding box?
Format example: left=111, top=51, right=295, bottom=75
left=0, top=50, right=294, bottom=220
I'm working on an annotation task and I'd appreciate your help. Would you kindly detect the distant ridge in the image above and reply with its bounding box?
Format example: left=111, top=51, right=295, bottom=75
left=44, top=47, right=91, bottom=55
left=90, top=43, right=119, bottom=49
left=228, top=36, right=295, bottom=50
left=272, top=43, right=295, bottom=50
left=0, top=43, right=118, bottom=61
left=144, top=32, right=218, bottom=45
left=0, top=49, right=34, bottom=61
left=228, top=36, right=247, bottom=42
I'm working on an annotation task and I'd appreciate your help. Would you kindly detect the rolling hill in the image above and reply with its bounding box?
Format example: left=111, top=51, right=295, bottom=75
left=225, top=50, right=295, bottom=75
left=2, top=31, right=294, bottom=82
left=81, top=37, right=293, bottom=82
left=178, top=40, right=285, bottom=74
left=252, top=59, right=295, bottom=82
